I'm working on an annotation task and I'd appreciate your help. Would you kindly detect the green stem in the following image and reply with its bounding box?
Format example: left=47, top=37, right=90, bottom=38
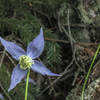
left=81, top=44, right=100, bottom=100
left=25, top=69, right=30, bottom=100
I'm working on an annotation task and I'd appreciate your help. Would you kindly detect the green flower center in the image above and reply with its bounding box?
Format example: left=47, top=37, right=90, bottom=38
left=19, top=55, right=34, bottom=70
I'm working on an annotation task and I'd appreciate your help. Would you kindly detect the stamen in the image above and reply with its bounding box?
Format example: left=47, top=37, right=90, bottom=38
left=19, top=55, right=34, bottom=70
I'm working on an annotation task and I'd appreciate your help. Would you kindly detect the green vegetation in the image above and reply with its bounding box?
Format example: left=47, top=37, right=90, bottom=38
left=0, top=0, right=100, bottom=100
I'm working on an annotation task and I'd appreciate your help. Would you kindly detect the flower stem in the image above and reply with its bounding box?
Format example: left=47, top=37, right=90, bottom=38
left=25, top=69, right=30, bottom=100
left=81, top=44, right=100, bottom=100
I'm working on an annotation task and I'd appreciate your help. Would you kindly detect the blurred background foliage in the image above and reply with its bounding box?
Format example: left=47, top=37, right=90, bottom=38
left=0, top=0, right=100, bottom=100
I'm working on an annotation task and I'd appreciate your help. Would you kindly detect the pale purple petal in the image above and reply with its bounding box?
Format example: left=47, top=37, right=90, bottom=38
left=27, top=28, right=44, bottom=59
left=0, top=37, right=25, bottom=60
left=0, top=93, right=4, bottom=100
left=24, top=78, right=36, bottom=85
left=8, top=64, right=27, bottom=92
left=31, top=60, right=61, bottom=76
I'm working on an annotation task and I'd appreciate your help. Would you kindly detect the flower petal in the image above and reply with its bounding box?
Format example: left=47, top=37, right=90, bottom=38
left=8, top=64, right=27, bottom=92
left=0, top=93, right=4, bottom=100
left=0, top=37, right=25, bottom=60
left=27, top=28, right=44, bottom=59
left=31, top=60, right=61, bottom=76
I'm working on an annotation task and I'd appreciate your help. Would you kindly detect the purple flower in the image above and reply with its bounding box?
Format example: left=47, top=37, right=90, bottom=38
left=0, top=28, right=60, bottom=92
left=0, top=93, right=4, bottom=100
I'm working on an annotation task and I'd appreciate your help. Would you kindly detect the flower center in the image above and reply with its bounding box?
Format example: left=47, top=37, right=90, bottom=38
left=19, top=55, right=34, bottom=70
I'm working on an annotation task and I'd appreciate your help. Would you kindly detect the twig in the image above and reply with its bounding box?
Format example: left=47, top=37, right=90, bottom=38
left=45, top=38, right=69, bottom=44
left=63, top=23, right=100, bottom=28
left=0, top=82, right=12, bottom=100
left=0, top=50, right=12, bottom=100
left=5, top=52, right=16, bottom=66
left=67, top=8, right=75, bottom=52
left=45, top=37, right=99, bottom=47
left=60, top=71, right=73, bottom=81
left=0, top=49, right=6, bottom=68
left=39, top=57, right=75, bottom=96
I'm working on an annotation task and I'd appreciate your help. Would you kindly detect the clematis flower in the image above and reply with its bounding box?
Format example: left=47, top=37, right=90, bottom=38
left=0, top=93, right=4, bottom=100
left=0, top=28, right=60, bottom=92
